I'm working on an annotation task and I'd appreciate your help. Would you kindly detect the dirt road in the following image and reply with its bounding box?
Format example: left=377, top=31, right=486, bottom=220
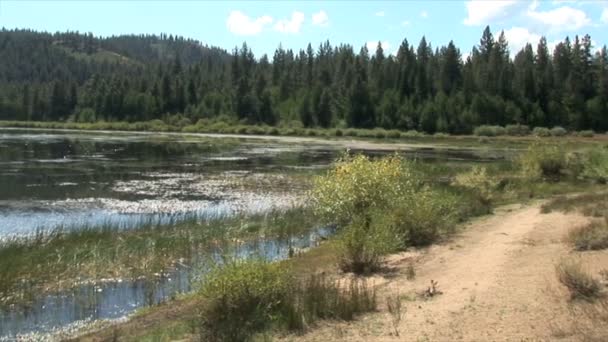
left=289, top=203, right=598, bottom=341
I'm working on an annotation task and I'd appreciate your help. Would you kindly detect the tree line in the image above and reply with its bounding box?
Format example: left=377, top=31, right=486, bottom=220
left=0, top=27, right=606, bottom=133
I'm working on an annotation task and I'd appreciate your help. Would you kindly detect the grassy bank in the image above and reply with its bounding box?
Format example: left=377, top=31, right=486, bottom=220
left=0, top=206, right=318, bottom=306
left=1, top=120, right=605, bottom=145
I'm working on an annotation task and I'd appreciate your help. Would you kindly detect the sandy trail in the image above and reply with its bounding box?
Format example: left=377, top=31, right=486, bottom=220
left=289, top=203, right=595, bottom=341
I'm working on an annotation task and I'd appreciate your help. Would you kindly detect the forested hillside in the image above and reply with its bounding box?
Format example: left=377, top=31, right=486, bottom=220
left=0, top=27, right=606, bottom=133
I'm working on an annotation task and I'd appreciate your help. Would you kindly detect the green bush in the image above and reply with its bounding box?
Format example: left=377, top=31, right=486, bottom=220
left=373, top=129, right=387, bottom=139
left=582, top=147, right=608, bottom=183
left=336, top=216, right=397, bottom=273
left=474, top=125, right=506, bottom=137
left=505, top=124, right=530, bottom=136
left=533, top=127, right=551, bottom=137
left=578, top=130, right=595, bottom=138
left=333, top=129, right=343, bottom=137
left=401, top=130, right=424, bottom=138
left=386, top=130, right=401, bottom=139
left=433, top=132, right=450, bottom=138
left=519, top=142, right=567, bottom=181
left=344, top=129, right=358, bottom=137
left=311, top=154, right=459, bottom=273
left=199, top=260, right=377, bottom=340
left=550, top=126, right=568, bottom=137
left=200, top=260, right=292, bottom=341
left=384, top=189, right=457, bottom=246
left=311, top=154, right=419, bottom=227
left=452, top=166, right=499, bottom=206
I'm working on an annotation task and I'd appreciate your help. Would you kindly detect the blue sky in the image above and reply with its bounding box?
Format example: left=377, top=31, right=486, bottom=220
left=1, top=1, right=607, bottom=58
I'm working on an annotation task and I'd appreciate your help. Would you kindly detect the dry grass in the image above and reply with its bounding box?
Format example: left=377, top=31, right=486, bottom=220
left=567, top=219, right=608, bottom=251
left=556, top=259, right=603, bottom=301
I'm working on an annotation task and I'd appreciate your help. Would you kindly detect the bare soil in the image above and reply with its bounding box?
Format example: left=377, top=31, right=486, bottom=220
left=281, top=203, right=607, bottom=341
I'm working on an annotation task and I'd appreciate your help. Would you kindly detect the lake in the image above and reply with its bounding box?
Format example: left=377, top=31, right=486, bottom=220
left=0, top=128, right=510, bottom=339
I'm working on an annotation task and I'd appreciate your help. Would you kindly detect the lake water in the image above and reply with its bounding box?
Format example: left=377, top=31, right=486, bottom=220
left=0, top=128, right=510, bottom=339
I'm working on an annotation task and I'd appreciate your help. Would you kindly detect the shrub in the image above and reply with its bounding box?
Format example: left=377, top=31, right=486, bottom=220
left=568, top=220, right=608, bottom=251
left=474, top=125, right=506, bottom=137
left=582, top=147, right=608, bottom=183
left=336, top=214, right=398, bottom=273
left=505, top=124, right=530, bottom=136
left=452, top=166, right=499, bottom=206
left=433, top=132, right=450, bottom=139
left=401, top=130, right=423, bottom=138
left=344, top=129, right=358, bottom=137
left=199, top=260, right=293, bottom=341
left=550, top=126, right=568, bottom=137
left=267, top=127, right=279, bottom=135
left=556, top=259, right=602, bottom=301
left=373, top=129, right=387, bottom=139
left=384, top=189, right=457, bottom=246
left=579, top=130, right=595, bottom=138
left=386, top=129, right=401, bottom=139
left=334, top=129, right=343, bottom=137
left=519, top=142, right=567, bottom=181
left=311, top=154, right=419, bottom=227
left=199, top=260, right=377, bottom=339
left=533, top=127, right=551, bottom=137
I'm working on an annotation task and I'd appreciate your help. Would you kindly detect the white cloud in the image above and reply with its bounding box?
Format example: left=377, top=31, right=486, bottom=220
left=463, top=0, right=521, bottom=26
left=226, top=10, right=273, bottom=36
left=526, top=6, right=591, bottom=32
left=601, top=8, right=608, bottom=24
left=312, top=10, right=329, bottom=27
left=274, top=11, right=305, bottom=34
left=375, top=11, right=385, bottom=17
left=366, top=41, right=392, bottom=55
left=503, top=27, right=541, bottom=55
left=402, top=20, right=411, bottom=27
left=420, top=10, right=428, bottom=18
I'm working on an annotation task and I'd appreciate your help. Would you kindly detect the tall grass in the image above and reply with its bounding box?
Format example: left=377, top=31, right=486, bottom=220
left=198, top=259, right=376, bottom=341
left=0, top=207, right=319, bottom=306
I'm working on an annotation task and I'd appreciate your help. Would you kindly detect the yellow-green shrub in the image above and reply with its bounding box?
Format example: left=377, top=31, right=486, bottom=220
left=452, top=166, right=498, bottom=205
left=199, top=260, right=292, bottom=341
left=519, top=142, right=567, bottom=180
left=310, top=154, right=418, bottom=227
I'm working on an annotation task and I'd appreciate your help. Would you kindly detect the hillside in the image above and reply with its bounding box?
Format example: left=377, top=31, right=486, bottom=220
left=0, top=27, right=606, bottom=133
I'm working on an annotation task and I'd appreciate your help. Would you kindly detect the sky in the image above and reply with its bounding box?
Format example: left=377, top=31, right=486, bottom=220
left=1, top=0, right=608, bottom=59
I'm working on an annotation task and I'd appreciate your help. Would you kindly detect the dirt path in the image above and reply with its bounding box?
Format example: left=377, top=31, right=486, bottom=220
left=287, top=203, right=595, bottom=341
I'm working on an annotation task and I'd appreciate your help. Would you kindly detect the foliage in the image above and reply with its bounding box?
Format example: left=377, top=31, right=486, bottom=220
left=474, top=125, right=506, bottom=137
left=383, top=189, right=457, bottom=246
left=519, top=142, right=567, bottom=180
left=310, top=154, right=418, bottom=227
left=311, top=154, right=460, bottom=273
left=581, top=147, right=608, bottom=183
left=578, top=130, right=595, bottom=138
left=556, top=259, right=602, bottom=301
left=550, top=126, right=568, bottom=137
left=2, top=28, right=607, bottom=133
left=199, top=260, right=293, bottom=342
left=533, top=127, right=551, bottom=137
left=505, top=124, right=530, bottom=136
left=452, top=166, right=499, bottom=205
left=199, top=260, right=376, bottom=340
left=335, top=214, right=398, bottom=274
